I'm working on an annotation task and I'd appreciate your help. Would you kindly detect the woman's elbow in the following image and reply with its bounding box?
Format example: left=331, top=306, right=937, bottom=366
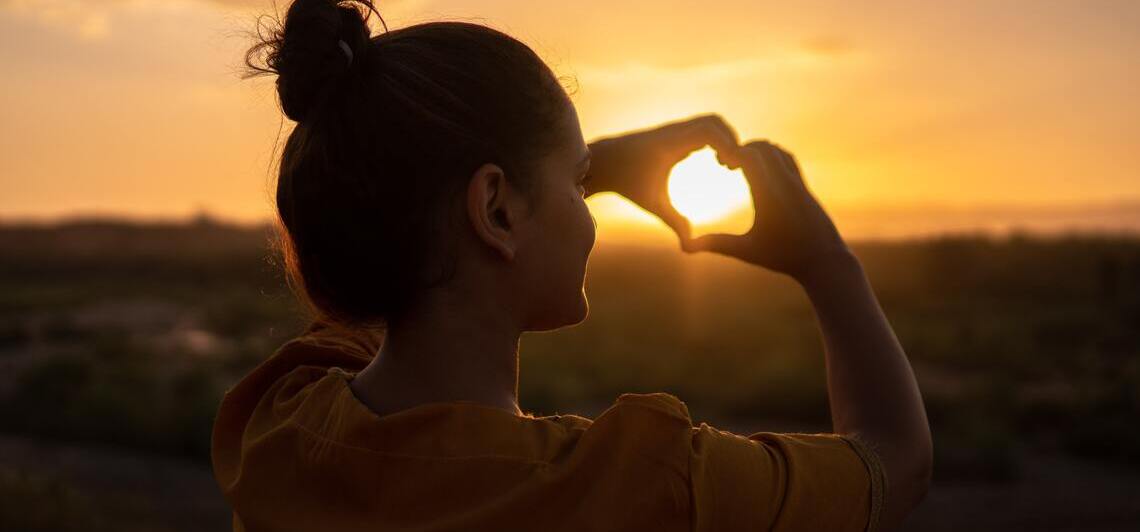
left=898, top=437, right=934, bottom=526
left=908, top=447, right=934, bottom=507
left=878, top=431, right=934, bottom=529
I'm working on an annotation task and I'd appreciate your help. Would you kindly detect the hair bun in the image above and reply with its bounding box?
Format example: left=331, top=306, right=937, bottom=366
left=246, top=1, right=379, bottom=123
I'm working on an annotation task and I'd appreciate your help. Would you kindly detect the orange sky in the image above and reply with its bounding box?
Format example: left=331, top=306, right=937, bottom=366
left=1, top=0, right=1138, bottom=239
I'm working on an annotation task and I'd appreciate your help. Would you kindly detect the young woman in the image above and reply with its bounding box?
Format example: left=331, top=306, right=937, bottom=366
left=211, top=1, right=932, bottom=530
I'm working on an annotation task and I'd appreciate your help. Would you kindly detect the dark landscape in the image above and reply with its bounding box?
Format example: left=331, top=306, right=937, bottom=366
left=1, top=219, right=1138, bottom=531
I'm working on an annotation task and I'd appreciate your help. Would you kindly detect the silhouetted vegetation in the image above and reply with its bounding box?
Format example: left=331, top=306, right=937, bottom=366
left=1, top=220, right=1138, bottom=527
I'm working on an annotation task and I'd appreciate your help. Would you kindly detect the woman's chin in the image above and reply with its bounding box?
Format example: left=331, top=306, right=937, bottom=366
left=571, top=291, right=589, bottom=324
left=528, top=292, right=589, bottom=331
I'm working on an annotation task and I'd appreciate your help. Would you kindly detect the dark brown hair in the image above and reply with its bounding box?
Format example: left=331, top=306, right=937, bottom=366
left=244, top=0, right=572, bottom=328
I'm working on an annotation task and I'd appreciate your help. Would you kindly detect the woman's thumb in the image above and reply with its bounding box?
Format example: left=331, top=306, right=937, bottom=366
left=682, top=233, right=742, bottom=256
left=656, top=205, right=692, bottom=248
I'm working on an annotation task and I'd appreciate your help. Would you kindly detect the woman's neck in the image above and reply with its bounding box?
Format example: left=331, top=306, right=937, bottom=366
left=348, top=294, right=524, bottom=418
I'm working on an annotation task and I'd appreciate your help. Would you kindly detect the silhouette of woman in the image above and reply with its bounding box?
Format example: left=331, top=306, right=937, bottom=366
left=211, top=1, right=932, bottom=530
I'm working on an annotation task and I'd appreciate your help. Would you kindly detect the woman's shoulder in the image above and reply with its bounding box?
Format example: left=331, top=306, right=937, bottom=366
left=211, top=322, right=381, bottom=484
left=608, top=391, right=693, bottom=421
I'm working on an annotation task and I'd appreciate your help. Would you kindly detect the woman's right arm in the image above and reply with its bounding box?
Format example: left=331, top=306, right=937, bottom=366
left=685, top=141, right=933, bottom=530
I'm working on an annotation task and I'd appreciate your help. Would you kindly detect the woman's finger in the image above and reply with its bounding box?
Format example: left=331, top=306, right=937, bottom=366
left=736, top=143, right=773, bottom=207
left=683, top=231, right=749, bottom=257
left=694, top=114, right=742, bottom=167
left=759, top=142, right=805, bottom=192
left=741, top=141, right=793, bottom=199
left=655, top=200, right=693, bottom=247
left=663, top=114, right=742, bottom=168
left=769, top=143, right=807, bottom=190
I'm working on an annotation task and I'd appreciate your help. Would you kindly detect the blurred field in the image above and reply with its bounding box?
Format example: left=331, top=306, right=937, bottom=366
left=1, top=218, right=1138, bottom=530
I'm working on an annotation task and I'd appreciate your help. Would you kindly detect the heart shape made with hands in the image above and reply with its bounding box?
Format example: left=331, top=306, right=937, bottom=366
left=666, top=147, right=755, bottom=236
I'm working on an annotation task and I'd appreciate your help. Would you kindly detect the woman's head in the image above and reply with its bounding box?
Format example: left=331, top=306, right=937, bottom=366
left=248, top=0, right=596, bottom=331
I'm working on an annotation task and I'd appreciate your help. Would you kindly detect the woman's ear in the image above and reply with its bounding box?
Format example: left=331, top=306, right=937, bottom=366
left=467, top=163, right=519, bottom=261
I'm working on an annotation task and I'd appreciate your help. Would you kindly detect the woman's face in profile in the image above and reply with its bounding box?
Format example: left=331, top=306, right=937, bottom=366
left=514, top=98, right=597, bottom=331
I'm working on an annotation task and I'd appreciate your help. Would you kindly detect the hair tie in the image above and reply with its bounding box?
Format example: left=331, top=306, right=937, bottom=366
left=337, top=39, right=354, bottom=66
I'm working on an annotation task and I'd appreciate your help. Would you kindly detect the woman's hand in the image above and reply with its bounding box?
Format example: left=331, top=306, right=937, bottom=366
left=683, top=140, right=851, bottom=281
left=586, top=114, right=742, bottom=246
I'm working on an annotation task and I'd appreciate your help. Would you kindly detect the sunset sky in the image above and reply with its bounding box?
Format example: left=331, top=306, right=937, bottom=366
left=1, top=0, right=1138, bottom=240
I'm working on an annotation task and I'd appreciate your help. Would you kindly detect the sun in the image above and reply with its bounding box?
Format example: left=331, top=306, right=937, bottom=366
left=667, top=147, right=753, bottom=230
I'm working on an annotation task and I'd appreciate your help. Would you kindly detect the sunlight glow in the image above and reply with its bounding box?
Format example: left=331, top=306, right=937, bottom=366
left=2, top=1, right=1138, bottom=234
left=667, top=148, right=754, bottom=229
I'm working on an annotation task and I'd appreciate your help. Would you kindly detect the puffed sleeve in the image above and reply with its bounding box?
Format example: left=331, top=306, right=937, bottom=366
left=689, top=423, right=886, bottom=532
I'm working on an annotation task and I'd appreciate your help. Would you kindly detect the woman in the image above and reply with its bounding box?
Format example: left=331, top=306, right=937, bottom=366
left=211, top=1, right=932, bottom=530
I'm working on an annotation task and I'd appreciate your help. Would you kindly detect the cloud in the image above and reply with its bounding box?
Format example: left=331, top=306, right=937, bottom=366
left=800, top=35, right=856, bottom=57
left=574, top=59, right=776, bottom=89
left=0, top=0, right=272, bottom=39
left=0, top=0, right=414, bottom=38
left=0, top=0, right=125, bottom=39
left=203, top=0, right=280, bottom=9
left=572, top=47, right=866, bottom=93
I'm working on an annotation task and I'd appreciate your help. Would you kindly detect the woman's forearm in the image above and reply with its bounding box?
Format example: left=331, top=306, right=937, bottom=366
left=795, top=250, right=933, bottom=529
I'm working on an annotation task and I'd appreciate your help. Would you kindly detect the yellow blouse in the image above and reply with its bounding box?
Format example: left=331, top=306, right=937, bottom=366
left=212, top=322, right=885, bottom=531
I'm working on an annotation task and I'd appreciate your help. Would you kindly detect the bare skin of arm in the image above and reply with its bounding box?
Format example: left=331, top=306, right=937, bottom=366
left=796, top=249, right=933, bottom=529
left=584, top=122, right=931, bottom=529
left=685, top=141, right=933, bottom=530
